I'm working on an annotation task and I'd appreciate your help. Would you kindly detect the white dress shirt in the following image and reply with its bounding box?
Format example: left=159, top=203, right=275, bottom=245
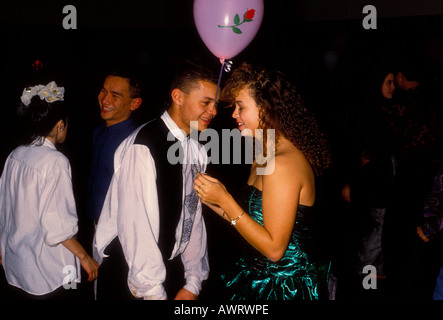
left=94, top=111, right=209, bottom=300
left=0, top=138, right=80, bottom=295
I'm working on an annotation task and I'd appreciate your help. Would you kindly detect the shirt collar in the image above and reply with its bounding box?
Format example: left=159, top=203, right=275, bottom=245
left=160, top=110, right=187, bottom=142
left=31, top=138, right=56, bottom=150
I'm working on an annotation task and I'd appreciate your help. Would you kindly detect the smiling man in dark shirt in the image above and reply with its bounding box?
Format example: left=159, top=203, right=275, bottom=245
left=87, top=70, right=142, bottom=224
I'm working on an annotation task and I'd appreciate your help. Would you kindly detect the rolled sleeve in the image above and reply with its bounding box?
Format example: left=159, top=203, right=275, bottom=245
left=116, top=145, right=167, bottom=299
left=39, top=163, right=78, bottom=247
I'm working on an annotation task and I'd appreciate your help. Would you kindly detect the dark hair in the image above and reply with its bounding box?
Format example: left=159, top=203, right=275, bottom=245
left=108, top=68, right=142, bottom=99
left=17, top=95, right=68, bottom=146
left=168, top=61, right=218, bottom=102
left=221, top=62, right=332, bottom=176
left=393, top=58, right=422, bottom=83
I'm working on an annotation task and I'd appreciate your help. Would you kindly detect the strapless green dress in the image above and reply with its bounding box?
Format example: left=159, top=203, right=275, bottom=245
left=221, top=185, right=322, bottom=300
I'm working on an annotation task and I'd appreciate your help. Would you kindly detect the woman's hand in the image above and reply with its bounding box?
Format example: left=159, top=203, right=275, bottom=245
left=193, top=172, right=229, bottom=207
left=80, top=254, right=100, bottom=282
left=62, top=237, right=99, bottom=281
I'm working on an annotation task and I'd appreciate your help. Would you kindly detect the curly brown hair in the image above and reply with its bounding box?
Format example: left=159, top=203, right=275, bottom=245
left=221, top=63, right=332, bottom=176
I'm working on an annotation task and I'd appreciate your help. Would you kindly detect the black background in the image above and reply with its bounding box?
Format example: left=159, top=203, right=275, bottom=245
left=1, top=0, right=443, bottom=304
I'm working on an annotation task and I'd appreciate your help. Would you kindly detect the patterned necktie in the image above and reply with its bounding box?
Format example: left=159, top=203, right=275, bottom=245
left=182, top=137, right=201, bottom=244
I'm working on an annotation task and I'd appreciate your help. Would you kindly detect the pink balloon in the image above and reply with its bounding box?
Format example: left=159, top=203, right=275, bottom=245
left=193, top=0, right=264, bottom=60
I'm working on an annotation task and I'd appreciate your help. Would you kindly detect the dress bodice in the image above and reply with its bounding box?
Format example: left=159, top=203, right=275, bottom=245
left=221, top=184, right=321, bottom=300
left=239, top=184, right=316, bottom=259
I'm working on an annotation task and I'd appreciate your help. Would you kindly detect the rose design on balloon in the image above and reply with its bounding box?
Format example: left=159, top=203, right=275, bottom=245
left=193, top=0, right=264, bottom=103
left=218, top=9, right=256, bottom=34
left=193, top=0, right=264, bottom=60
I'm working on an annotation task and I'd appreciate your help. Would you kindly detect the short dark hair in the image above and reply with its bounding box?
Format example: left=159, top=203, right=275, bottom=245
left=107, top=68, right=142, bottom=99
left=169, top=60, right=218, bottom=97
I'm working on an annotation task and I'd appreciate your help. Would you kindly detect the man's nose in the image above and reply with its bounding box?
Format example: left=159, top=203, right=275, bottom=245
left=100, top=92, right=110, bottom=104
left=208, top=102, right=217, bottom=117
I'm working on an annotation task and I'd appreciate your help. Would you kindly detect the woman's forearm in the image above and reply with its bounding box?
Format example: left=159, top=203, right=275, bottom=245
left=61, top=237, right=88, bottom=260
left=62, top=237, right=99, bottom=281
left=219, top=194, right=282, bottom=261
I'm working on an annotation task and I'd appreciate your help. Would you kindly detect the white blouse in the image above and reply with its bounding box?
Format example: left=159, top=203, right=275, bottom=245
left=0, top=138, right=80, bottom=295
left=94, top=111, right=209, bottom=300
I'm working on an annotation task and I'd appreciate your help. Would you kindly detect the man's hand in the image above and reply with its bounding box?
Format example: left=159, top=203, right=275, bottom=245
left=174, top=288, right=197, bottom=300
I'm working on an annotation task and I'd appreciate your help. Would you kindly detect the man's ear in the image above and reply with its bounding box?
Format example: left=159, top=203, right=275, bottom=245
left=171, top=88, right=183, bottom=106
left=130, top=97, right=142, bottom=111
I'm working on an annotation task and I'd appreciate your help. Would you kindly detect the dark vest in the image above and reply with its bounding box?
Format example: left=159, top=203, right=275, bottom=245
left=134, top=118, right=183, bottom=259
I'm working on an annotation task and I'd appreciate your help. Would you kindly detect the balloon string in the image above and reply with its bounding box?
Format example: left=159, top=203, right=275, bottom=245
left=214, top=58, right=225, bottom=107
left=195, top=59, right=225, bottom=175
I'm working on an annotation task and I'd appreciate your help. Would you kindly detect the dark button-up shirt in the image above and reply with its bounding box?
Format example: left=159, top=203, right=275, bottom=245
left=87, top=117, right=138, bottom=220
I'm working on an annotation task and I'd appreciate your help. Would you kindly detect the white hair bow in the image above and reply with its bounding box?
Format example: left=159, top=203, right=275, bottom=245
left=21, top=81, right=64, bottom=106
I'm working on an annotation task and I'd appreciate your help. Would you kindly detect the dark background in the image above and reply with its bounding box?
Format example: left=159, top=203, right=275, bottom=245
left=1, top=0, right=443, bottom=158
left=1, top=0, right=443, bottom=301
left=1, top=0, right=443, bottom=155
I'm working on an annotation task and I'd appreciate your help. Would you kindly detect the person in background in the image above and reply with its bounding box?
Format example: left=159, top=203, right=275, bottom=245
left=87, top=69, right=142, bottom=225
left=416, top=167, right=443, bottom=299
left=339, top=67, right=397, bottom=294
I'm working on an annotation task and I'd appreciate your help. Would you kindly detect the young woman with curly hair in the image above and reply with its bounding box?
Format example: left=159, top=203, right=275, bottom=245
left=193, top=63, right=331, bottom=300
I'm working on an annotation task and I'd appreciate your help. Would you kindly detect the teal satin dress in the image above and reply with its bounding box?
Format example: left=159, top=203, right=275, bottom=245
left=221, top=185, right=322, bottom=300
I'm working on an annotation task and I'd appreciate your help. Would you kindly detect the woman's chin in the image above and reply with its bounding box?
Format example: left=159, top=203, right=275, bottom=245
left=240, top=127, right=253, bottom=137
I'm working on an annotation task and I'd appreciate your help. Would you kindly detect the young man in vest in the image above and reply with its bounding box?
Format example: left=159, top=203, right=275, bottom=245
left=94, top=61, right=218, bottom=300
